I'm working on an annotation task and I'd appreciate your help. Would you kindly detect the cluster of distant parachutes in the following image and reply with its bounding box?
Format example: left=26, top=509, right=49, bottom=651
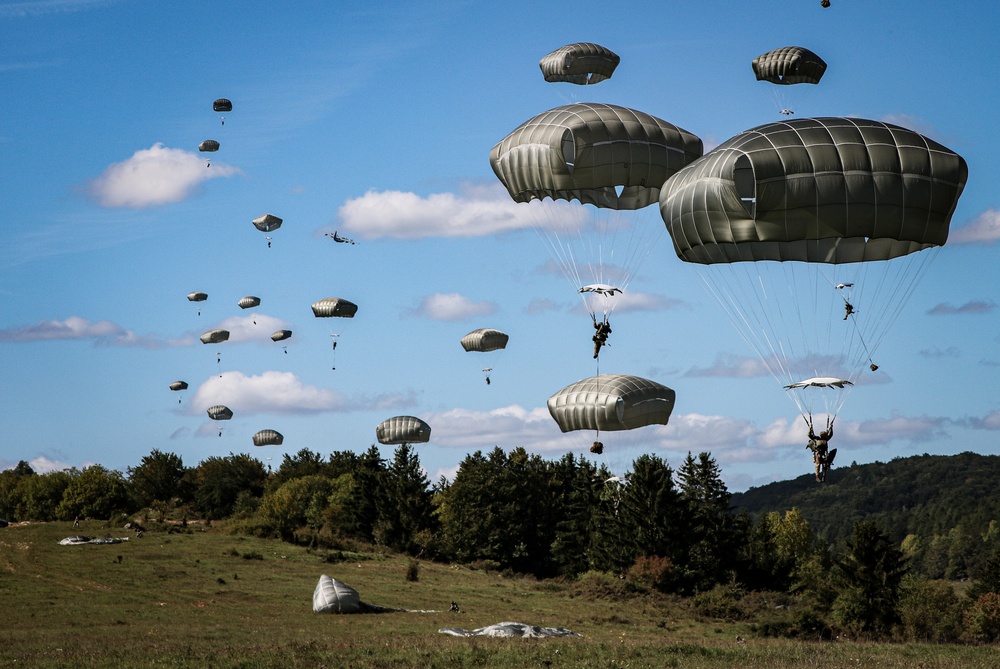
left=488, top=41, right=967, bottom=462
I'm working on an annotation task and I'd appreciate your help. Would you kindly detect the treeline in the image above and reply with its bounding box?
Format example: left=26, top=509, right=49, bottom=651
left=3, top=447, right=1000, bottom=643
left=733, top=452, right=1000, bottom=580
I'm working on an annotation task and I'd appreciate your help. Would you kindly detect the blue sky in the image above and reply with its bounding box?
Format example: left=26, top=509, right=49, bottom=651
left=1, top=0, right=998, bottom=491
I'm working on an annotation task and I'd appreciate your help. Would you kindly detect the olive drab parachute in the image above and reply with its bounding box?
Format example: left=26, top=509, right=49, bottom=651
left=460, top=328, right=509, bottom=353
left=461, top=328, right=509, bottom=385
left=490, top=102, right=702, bottom=325
left=199, top=329, right=230, bottom=344
left=198, top=140, right=219, bottom=167
left=491, top=103, right=702, bottom=210
left=271, top=329, right=292, bottom=342
left=752, top=46, right=826, bottom=116
left=312, top=298, right=357, bottom=370
left=238, top=296, right=261, bottom=310
left=539, top=42, right=620, bottom=85
left=252, top=429, right=283, bottom=447
left=252, top=214, right=282, bottom=248
left=752, top=47, right=827, bottom=85
left=376, top=416, right=431, bottom=445
left=169, top=380, right=188, bottom=403
left=659, top=116, right=968, bottom=424
left=547, top=374, right=675, bottom=433
left=187, top=291, right=208, bottom=315
left=207, top=405, right=233, bottom=421
left=213, top=98, right=232, bottom=125
left=207, top=405, right=233, bottom=436
left=252, top=214, right=283, bottom=232
left=311, top=298, right=358, bottom=318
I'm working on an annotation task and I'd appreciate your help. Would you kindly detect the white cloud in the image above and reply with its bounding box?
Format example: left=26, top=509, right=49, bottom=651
left=85, top=143, right=239, bottom=209
left=336, top=183, right=583, bottom=240
left=189, top=370, right=414, bottom=415
left=405, top=293, right=497, bottom=321
left=949, top=208, right=1000, bottom=245
left=0, top=315, right=181, bottom=348
left=426, top=405, right=564, bottom=451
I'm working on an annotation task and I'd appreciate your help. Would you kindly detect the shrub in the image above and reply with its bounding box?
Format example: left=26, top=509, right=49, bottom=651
left=964, top=592, right=1000, bottom=643
left=898, top=577, right=964, bottom=643
left=406, top=559, right=420, bottom=582
left=692, top=583, right=746, bottom=621
left=627, top=555, right=676, bottom=592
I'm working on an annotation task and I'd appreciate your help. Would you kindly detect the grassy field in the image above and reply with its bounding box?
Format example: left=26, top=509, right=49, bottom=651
left=1, top=520, right=996, bottom=668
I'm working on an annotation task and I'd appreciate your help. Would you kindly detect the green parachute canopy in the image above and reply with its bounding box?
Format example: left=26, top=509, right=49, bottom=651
left=547, top=374, right=675, bottom=433
left=207, top=405, right=233, bottom=421
left=539, top=42, right=620, bottom=85
left=659, top=117, right=967, bottom=423
left=376, top=416, right=431, bottom=445
left=199, top=329, right=230, bottom=345
left=460, top=328, right=509, bottom=353
left=752, top=46, right=827, bottom=85
left=311, top=297, right=358, bottom=318
left=252, top=429, right=283, bottom=447
left=491, top=102, right=702, bottom=210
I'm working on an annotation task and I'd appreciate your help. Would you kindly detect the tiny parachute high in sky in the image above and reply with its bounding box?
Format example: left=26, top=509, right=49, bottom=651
left=751, top=46, right=827, bottom=115
left=187, top=291, right=207, bottom=315
left=312, top=298, right=358, bottom=370
left=460, top=328, right=509, bottom=385
left=198, top=139, right=219, bottom=167
left=252, top=214, right=282, bottom=248
left=168, top=380, right=188, bottom=404
left=252, top=429, right=283, bottom=447
left=213, top=98, right=232, bottom=125
left=376, top=416, right=431, bottom=445
left=207, top=405, right=233, bottom=436
left=490, top=102, right=702, bottom=325
left=199, top=329, right=230, bottom=345
left=238, top=296, right=261, bottom=324
left=659, top=116, right=968, bottom=426
left=538, top=42, right=620, bottom=85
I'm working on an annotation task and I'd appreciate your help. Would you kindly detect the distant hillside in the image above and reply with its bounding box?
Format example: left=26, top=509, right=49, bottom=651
left=731, top=452, right=1000, bottom=548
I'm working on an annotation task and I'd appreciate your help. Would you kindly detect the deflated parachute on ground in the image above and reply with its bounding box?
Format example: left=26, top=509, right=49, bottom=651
left=547, top=374, right=675, bottom=433
left=460, top=328, right=509, bottom=353
left=376, top=416, right=431, bottom=445
left=491, top=102, right=702, bottom=210
left=752, top=46, right=827, bottom=85
left=539, top=42, right=620, bottom=85
left=313, top=575, right=361, bottom=613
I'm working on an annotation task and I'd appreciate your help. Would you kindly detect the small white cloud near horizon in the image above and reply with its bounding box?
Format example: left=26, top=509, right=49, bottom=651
left=188, top=370, right=416, bottom=415
left=85, top=143, right=239, bottom=209
left=950, top=208, right=1000, bottom=245
left=405, top=293, right=498, bottom=321
left=0, top=315, right=184, bottom=348
left=336, top=183, right=584, bottom=240
left=927, top=301, right=996, bottom=316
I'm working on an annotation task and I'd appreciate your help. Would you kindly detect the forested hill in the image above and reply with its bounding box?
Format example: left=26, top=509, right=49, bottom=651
left=731, top=452, right=1000, bottom=549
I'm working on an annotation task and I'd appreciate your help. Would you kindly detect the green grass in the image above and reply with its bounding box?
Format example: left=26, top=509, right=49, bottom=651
left=1, top=521, right=996, bottom=668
